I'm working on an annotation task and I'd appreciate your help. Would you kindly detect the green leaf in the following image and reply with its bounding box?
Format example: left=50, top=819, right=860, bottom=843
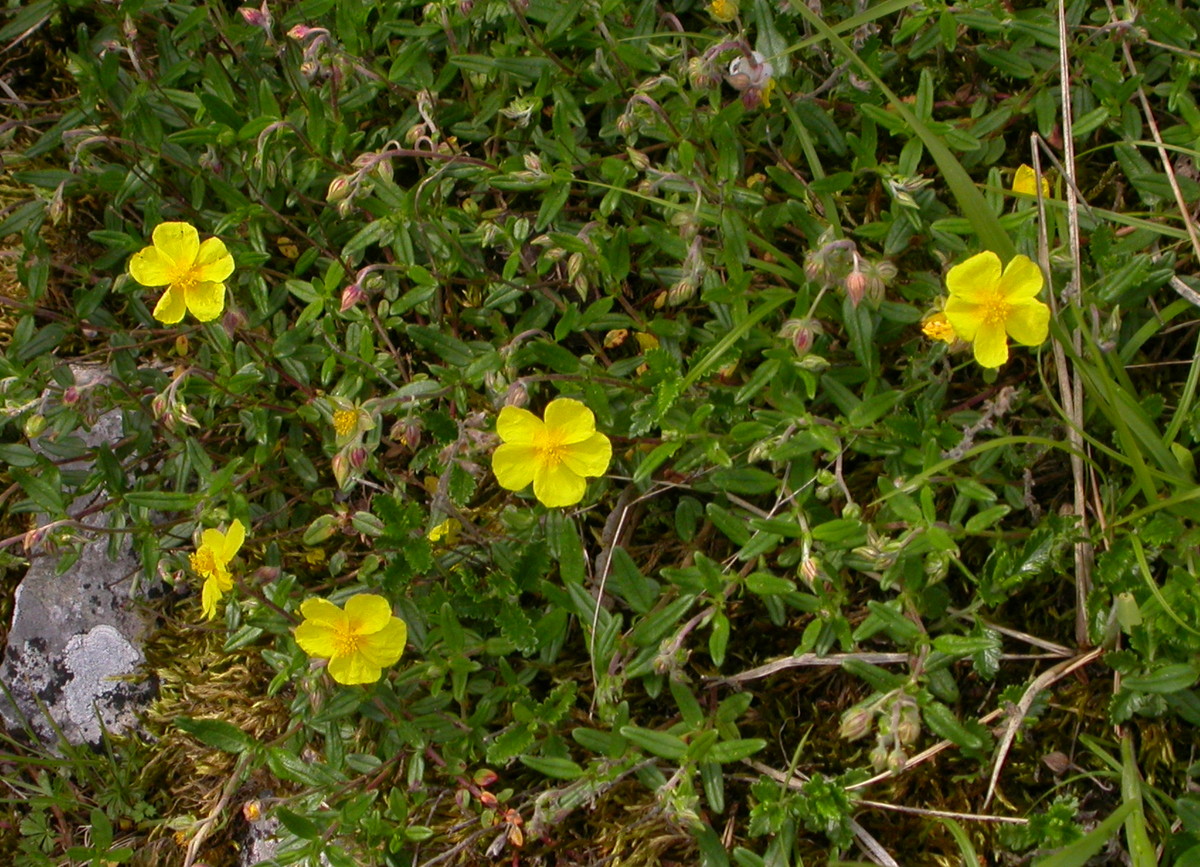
left=708, top=738, right=767, bottom=763
left=619, top=725, right=688, bottom=760
left=124, top=491, right=196, bottom=511
left=519, top=755, right=584, bottom=780
left=175, top=717, right=254, bottom=754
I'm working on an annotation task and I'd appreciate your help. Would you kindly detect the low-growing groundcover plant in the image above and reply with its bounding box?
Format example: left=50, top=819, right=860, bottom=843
left=3, top=0, right=1200, bottom=865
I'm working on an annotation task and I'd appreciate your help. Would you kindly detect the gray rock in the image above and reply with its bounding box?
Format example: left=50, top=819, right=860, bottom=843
left=0, top=403, right=156, bottom=747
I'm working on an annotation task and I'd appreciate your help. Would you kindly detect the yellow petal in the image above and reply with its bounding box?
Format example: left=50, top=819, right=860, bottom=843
left=1005, top=298, right=1050, bottom=346
left=201, top=574, right=225, bottom=619
left=201, top=528, right=228, bottom=555
left=533, top=460, right=586, bottom=508
left=327, top=652, right=380, bottom=685
left=492, top=443, right=537, bottom=492
left=222, top=519, right=245, bottom=560
left=943, top=296, right=983, bottom=342
left=299, top=597, right=347, bottom=629
left=496, top=405, right=542, bottom=446
left=344, top=593, right=392, bottom=636
left=357, top=617, right=407, bottom=667
left=998, top=255, right=1044, bottom=301
left=560, top=432, right=612, bottom=478
left=945, top=251, right=1002, bottom=303
left=1012, top=165, right=1037, bottom=196
left=1012, top=164, right=1050, bottom=197
left=128, top=246, right=172, bottom=286
left=543, top=398, right=597, bottom=445
left=152, top=222, right=199, bottom=267
left=294, top=619, right=339, bottom=657
left=973, top=320, right=1010, bottom=368
left=186, top=281, right=226, bottom=322
left=195, top=237, right=235, bottom=283
left=152, top=286, right=187, bottom=324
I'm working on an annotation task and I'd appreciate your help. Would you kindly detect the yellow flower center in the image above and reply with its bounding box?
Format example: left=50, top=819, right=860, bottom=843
left=332, top=624, right=363, bottom=657
left=190, top=547, right=218, bottom=579
left=533, top=426, right=567, bottom=469
left=168, top=260, right=201, bottom=293
left=979, top=291, right=1011, bottom=326
left=333, top=410, right=357, bottom=438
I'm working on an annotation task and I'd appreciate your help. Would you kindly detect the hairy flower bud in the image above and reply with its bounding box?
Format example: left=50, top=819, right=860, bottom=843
left=331, top=452, right=350, bottom=488
left=340, top=282, right=364, bottom=312
left=839, top=706, right=872, bottom=741
left=844, top=270, right=868, bottom=308
left=326, top=175, right=352, bottom=204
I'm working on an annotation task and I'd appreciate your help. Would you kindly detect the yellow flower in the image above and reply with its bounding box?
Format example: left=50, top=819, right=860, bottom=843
left=428, top=518, right=461, bottom=545
left=189, top=519, right=245, bottom=619
left=129, top=222, right=235, bottom=324
left=333, top=410, right=357, bottom=439
left=921, top=312, right=957, bottom=344
left=1012, top=164, right=1050, bottom=198
left=492, top=398, right=612, bottom=508
left=761, top=78, right=776, bottom=108
left=709, top=0, right=738, bottom=22
left=293, top=594, right=407, bottom=685
left=943, top=251, right=1050, bottom=368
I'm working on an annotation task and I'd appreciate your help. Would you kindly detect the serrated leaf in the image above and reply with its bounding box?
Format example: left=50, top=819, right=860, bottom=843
left=497, top=602, right=539, bottom=654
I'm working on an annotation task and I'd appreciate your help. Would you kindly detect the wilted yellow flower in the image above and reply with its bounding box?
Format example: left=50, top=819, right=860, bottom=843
left=633, top=332, right=660, bottom=352
left=293, top=594, right=407, bottom=685
left=129, top=222, right=234, bottom=324
left=943, top=251, right=1050, bottom=368
left=190, top=519, right=245, bottom=619
left=709, top=0, right=738, bottom=22
left=921, top=312, right=957, bottom=344
left=428, top=518, right=461, bottom=545
left=492, top=398, right=612, bottom=508
left=1012, top=164, right=1050, bottom=198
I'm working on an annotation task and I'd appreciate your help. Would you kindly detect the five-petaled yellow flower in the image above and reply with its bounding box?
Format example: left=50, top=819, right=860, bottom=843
left=129, top=222, right=234, bottom=324
left=293, top=594, right=407, bottom=685
left=492, top=398, right=612, bottom=508
left=190, top=519, right=245, bottom=619
left=943, top=251, right=1050, bottom=368
left=1012, top=164, right=1050, bottom=198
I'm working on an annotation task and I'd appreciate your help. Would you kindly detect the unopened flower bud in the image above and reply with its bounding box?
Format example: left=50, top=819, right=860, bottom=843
left=326, top=175, right=352, bottom=204
left=567, top=251, right=585, bottom=283
left=238, top=6, right=267, bottom=28
left=62, top=386, right=80, bottom=406
left=287, top=23, right=316, bottom=40
left=839, top=706, right=872, bottom=741
left=349, top=446, right=368, bottom=469
left=340, top=282, right=364, bottom=312
left=896, top=703, right=920, bottom=747
left=175, top=334, right=190, bottom=356
left=23, top=413, right=44, bottom=438
left=505, top=380, right=529, bottom=409
left=844, top=270, right=868, bottom=308
left=780, top=318, right=822, bottom=357
left=665, top=277, right=698, bottom=306
left=626, top=148, right=649, bottom=171
left=331, top=452, right=350, bottom=487
left=868, top=744, right=889, bottom=771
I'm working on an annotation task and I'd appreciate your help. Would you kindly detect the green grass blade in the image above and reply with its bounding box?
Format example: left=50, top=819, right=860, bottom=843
left=1120, top=734, right=1157, bottom=867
